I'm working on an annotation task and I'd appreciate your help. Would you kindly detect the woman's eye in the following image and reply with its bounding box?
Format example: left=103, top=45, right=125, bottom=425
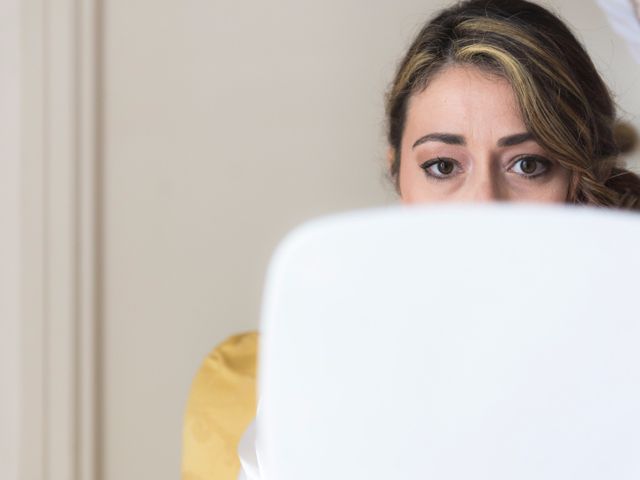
left=420, top=158, right=459, bottom=179
left=511, top=156, right=551, bottom=178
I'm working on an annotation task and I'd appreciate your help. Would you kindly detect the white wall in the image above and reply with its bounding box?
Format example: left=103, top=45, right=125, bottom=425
left=98, top=1, right=640, bottom=479
left=0, top=1, right=21, bottom=479
left=101, top=1, right=412, bottom=478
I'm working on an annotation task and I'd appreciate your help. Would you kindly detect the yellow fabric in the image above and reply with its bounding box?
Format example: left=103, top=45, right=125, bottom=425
left=181, top=331, right=258, bottom=480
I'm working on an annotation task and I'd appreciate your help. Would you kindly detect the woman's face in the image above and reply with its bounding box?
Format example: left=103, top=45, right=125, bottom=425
left=395, top=65, right=571, bottom=204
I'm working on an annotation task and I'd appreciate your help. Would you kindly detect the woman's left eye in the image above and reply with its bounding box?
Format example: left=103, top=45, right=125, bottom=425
left=510, top=156, right=551, bottom=178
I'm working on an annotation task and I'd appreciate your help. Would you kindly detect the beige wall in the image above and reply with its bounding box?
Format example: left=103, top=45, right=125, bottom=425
left=0, top=1, right=20, bottom=479
left=100, top=1, right=640, bottom=478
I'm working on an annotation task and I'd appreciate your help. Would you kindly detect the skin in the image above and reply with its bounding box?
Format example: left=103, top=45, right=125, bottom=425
left=391, top=65, right=571, bottom=204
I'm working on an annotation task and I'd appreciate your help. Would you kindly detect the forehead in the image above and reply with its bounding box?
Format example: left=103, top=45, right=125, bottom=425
left=404, top=65, right=525, bottom=140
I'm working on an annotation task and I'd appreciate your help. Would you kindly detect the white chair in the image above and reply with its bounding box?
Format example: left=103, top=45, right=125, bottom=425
left=258, top=204, right=640, bottom=480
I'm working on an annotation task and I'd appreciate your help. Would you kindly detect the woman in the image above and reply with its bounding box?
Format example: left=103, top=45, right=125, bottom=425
left=181, top=1, right=640, bottom=479
left=385, top=0, right=640, bottom=207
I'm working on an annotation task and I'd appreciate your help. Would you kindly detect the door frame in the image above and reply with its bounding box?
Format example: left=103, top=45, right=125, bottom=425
left=21, top=0, right=102, bottom=478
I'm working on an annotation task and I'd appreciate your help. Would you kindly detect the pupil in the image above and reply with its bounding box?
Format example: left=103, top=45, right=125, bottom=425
left=437, top=160, right=453, bottom=175
left=521, top=158, right=536, bottom=174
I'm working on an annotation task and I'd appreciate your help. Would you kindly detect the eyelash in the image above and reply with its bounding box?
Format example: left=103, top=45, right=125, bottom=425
left=510, top=156, right=552, bottom=179
left=419, top=157, right=461, bottom=182
left=419, top=155, right=552, bottom=181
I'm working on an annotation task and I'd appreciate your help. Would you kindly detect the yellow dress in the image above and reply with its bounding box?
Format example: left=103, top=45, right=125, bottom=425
left=181, top=331, right=258, bottom=480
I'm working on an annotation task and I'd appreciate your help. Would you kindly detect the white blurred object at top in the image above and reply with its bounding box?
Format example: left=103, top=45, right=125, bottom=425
left=596, top=0, right=640, bottom=63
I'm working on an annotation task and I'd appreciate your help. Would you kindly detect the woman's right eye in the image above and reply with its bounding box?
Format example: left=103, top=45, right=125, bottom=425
left=420, top=158, right=459, bottom=179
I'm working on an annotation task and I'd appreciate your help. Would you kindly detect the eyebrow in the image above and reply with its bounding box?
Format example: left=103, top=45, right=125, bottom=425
left=497, top=132, right=535, bottom=147
left=412, top=133, right=465, bottom=149
left=411, top=132, right=535, bottom=149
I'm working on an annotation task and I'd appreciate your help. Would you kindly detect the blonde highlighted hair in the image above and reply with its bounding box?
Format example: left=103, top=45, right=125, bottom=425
left=386, top=0, right=640, bottom=208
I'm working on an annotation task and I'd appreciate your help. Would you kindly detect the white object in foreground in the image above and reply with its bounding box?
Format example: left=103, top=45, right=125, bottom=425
left=259, top=205, right=640, bottom=480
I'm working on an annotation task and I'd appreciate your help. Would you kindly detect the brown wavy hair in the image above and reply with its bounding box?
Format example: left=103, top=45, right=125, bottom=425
left=386, top=0, right=640, bottom=209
